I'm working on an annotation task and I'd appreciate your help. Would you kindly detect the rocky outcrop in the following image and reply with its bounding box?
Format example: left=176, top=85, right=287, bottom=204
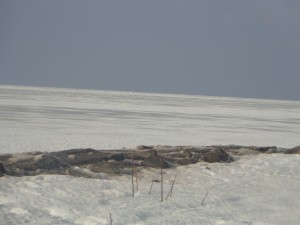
left=0, top=163, right=5, bottom=177
left=286, top=146, right=300, bottom=154
left=203, top=148, right=233, bottom=163
left=0, top=163, right=5, bottom=173
left=0, top=145, right=297, bottom=178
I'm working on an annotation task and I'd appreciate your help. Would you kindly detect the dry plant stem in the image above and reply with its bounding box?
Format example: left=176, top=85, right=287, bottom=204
left=131, top=150, right=135, bottom=197
left=110, top=213, right=112, bottom=225
left=135, top=163, right=138, bottom=191
left=160, top=158, right=163, bottom=202
left=166, top=173, right=177, bottom=200
left=201, top=191, right=209, bottom=206
left=170, top=173, right=177, bottom=197
left=149, top=176, right=154, bottom=194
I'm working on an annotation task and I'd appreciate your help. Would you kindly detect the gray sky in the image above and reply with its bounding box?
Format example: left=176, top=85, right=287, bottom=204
left=1, top=0, right=300, bottom=100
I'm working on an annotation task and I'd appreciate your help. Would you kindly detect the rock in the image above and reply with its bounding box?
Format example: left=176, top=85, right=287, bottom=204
left=110, top=154, right=125, bottom=161
left=285, top=146, right=300, bottom=154
left=127, top=149, right=157, bottom=160
left=2, top=165, right=25, bottom=176
left=52, top=150, right=110, bottom=166
left=28, top=154, right=65, bottom=171
left=8, top=144, right=293, bottom=178
left=236, top=148, right=260, bottom=156
left=176, top=158, right=198, bottom=165
left=256, top=146, right=277, bottom=153
left=135, top=145, right=154, bottom=150
left=204, top=148, right=233, bottom=163
left=142, top=151, right=169, bottom=168
left=86, top=162, right=121, bottom=175
left=0, top=163, right=5, bottom=173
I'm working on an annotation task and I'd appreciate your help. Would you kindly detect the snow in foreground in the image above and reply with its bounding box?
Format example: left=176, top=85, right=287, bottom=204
left=1, top=154, right=299, bottom=225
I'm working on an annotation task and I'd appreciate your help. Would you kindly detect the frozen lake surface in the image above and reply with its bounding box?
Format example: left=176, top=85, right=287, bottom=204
left=1, top=85, right=300, bottom=225
left=1, top=85, right=300, bottom=153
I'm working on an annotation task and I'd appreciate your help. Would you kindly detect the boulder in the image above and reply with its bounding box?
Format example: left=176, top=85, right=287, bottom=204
left=204, top=148, right=233, bottom=163
left=176, top=158, right=198, bottom=165
left=0, top=163, right=5, bottom=173
left=256, top=146, right=277, bottom=153
left=142, top=150, right=169, bottom=168
left=286, top=146, right=300, bottom=154
left=28, top=154, right=64, bottom=171
left=110, top=153, right=125, bottom=161
left=135, top=145, right=154, bottom=150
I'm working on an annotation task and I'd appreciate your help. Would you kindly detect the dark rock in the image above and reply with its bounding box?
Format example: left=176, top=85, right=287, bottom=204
left=58, top=148, right=97, bottom=155
left=204, top=148, right=233, bottom=163
left=4, top=144, right=293, bottom=178
left=142, top=151, right=169, bottom=168
left=136, top=145, right=154, bottom=150
left=2, top=165, right=24, bottom=176
left=257, top=146, right=277, bottom=153
left=0, top=163, right=5, bottom=173
left=122, top=149, right=158, bottom=161
left=27, top=155, right=64, bottom=171
left=110, top=154, right=125, bottom=161
left=232, top=148, right=260, bottom=156
left=285, top=146, right=300, bottom=154
left=176, top=158, right=198, bottom=165
left=52, top=151, right=110, bottom=166
left=86, top=162, right=121, bottom=175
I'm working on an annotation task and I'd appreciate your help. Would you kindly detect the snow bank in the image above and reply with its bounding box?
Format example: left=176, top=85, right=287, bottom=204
left=1, top=154, right=299, bottom=225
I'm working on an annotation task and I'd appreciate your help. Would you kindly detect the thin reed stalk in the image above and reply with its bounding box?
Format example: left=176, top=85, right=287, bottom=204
left=166, top=173, right=177, bottom=200
left=160, top=158, right=163, bottom=202
left=149, top=176, right=154, bottom=194
left=131, top=150, right=135, bottom=197
left=135, top=163, right=138, bottom=191
left=201, top=191, right=209, bottom=206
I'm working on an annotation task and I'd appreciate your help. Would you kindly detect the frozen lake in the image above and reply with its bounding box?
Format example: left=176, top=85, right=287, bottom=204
left=1, top=85, right=300, bottom=153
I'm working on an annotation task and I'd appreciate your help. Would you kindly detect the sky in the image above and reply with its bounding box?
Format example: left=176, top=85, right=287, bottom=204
left=0, top=0, right=300, bottom=101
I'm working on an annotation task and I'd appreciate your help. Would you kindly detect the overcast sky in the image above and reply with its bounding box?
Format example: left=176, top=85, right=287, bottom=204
left=0, top=0, right=299, bottom=100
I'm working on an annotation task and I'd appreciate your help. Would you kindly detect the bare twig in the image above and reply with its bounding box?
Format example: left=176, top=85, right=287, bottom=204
left=160, top=158, right=163, bottom=202
left=110, top=213, right=112, bottom=225
left=135, top=163, right=138, bottom=191
left=170, top=173, right=177, bottom=198
left=131, top=150, right=135, bottom=197
left=201, top=191, right=209, bottom=206
left=149, top=178, right=160, bottom=194
left=149, top=176, right=154, bottom=194
left=166, top=173, right=177, bottom=200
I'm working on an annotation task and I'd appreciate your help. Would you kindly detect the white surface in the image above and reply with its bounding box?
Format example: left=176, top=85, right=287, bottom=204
left=1, top=154, right=299, bottom=225
left=1, top=85, right=300, bottom=154
left=1, top=85, right=300, bottom=224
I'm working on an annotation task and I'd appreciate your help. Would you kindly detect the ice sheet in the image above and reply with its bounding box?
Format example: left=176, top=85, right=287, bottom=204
left=1, top=85, right=299, bottom=153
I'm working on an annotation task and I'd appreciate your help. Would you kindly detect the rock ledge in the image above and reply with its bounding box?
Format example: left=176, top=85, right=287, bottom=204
left=0, top=145, right=298, bottom=178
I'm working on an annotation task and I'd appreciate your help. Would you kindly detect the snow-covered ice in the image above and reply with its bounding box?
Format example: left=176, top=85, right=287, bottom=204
left=0, top=85, right=300, bottom=225
left=1, top=85, right=300, bottom=153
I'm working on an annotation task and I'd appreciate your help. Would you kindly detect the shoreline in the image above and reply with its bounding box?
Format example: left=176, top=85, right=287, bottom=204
left=1, top=145, right=299, bottom=178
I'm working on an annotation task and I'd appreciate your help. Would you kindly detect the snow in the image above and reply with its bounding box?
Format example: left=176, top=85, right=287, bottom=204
left=1, top=85, right=300, bottom=153
left=0, top=85, right=300, bottom=224
left=1, top=154, right=299, bottom=225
